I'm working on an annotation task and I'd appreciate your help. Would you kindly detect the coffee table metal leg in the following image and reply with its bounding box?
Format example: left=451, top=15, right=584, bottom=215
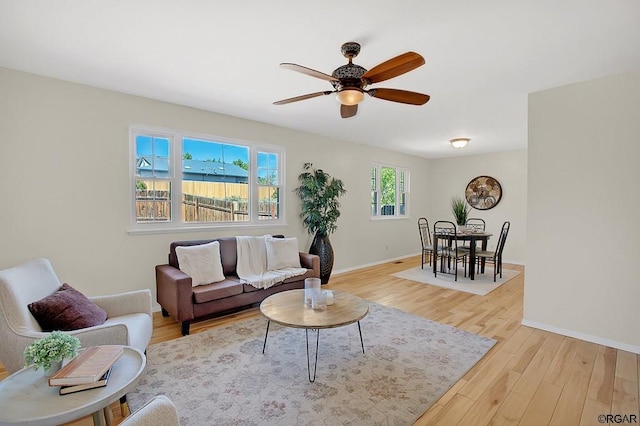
left=357, top=321, right=365, bottom=354
left=119, top=396, right=130, bottom=417
left=305, top=328, right=320, bottom=383
left=262, top=320, right=271, bottom=354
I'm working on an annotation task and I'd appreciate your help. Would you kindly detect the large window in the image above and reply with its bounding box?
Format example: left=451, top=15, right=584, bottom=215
left=371, top=164, right=409, bottom=218
left=131, top=126, right=283, bottom=231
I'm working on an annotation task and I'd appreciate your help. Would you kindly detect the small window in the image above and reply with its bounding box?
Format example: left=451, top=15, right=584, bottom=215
left=370, top=164, right=409, bottom=218
left=370, top=167, right=378, bottom=215
left=134, top=133, right=172, bottom=223
left=257, top=151, right=280, bottom=220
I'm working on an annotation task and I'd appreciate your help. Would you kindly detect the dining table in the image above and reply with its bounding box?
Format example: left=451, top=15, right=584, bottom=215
left=433, top=230, right=493, bottom=280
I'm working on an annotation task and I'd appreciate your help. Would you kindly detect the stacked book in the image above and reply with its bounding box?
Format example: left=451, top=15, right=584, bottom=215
left=48, top=345, right=125, bottom=395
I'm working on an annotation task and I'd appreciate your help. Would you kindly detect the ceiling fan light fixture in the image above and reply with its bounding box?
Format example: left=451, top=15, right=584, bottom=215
left=450, top=137, right=470, bottom=149
left=336, top=88, right=364, bottom=106
left=275, top=43, right=429, bottom=119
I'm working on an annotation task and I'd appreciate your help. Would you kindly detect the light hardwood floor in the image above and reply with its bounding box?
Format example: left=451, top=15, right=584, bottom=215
left=1, top=256, right=637, bottom=425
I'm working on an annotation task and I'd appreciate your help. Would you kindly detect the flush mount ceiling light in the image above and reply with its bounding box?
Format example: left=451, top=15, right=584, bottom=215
left=450, top=138, right=470, bottom=149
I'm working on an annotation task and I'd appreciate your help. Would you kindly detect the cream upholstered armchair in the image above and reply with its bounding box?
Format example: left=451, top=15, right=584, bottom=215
left=0, top=258, right=153, bottom=373
left=120, top=395, right=180, bottom=426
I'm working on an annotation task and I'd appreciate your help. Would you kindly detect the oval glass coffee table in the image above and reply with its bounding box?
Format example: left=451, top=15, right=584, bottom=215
left=260, top=289, right=369, bottom=382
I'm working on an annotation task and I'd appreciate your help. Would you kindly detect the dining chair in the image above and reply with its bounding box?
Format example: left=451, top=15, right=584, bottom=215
left=465, top=218, right=486, bottom=232
left=418, top=218, right=434, bottom=268
left=433, top=221, right=467, bottom=281
left=475, top=221, right=511, bottom=282
left=460, top=217, right=486, bottom=252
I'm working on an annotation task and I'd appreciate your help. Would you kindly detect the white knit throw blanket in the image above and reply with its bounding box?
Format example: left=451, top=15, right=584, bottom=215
left=236, top=235, right=307, bottom=289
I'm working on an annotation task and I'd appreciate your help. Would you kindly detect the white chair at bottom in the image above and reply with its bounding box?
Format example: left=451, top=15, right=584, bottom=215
left=120, top=395, right=180, bottom=426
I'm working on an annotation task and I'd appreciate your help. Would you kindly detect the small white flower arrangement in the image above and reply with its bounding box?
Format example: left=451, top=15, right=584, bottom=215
left=24, top=331, right=81, bottom=371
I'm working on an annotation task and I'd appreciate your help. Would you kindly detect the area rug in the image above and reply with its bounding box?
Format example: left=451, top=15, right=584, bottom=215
left=392, top=265, right=521, bottom=296
left=128, top=303, right=496, bottom=425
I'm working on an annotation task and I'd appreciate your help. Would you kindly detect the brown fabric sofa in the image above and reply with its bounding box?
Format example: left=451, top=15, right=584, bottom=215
left=156, top=237, right=320, bottom=335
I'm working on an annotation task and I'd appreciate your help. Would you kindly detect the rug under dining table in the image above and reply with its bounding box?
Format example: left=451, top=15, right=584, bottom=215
left=128, top=302, right=496, bottom=425
left=392, top=265, right=521, bottom=295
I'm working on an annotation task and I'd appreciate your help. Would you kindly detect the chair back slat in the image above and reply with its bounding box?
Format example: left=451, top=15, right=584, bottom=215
left=433, top=220, right=467, bottom=280
left=495, top=221, right=511, bottom=256
left=466, top=218, right=486, bottom=231
left=418, top=217, right=432, bottom=247
left=434, top=220, right=459, bottom=250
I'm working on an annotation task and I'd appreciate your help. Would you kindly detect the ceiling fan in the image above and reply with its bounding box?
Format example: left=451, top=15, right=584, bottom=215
left=273, top=42, right=430, bottom=119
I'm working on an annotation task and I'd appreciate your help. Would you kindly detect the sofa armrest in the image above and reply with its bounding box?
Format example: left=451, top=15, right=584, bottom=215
left=89, top=290, right=152, bottom=319
left=299, top=252, right=320, bottom=278
left=155, top=264, right=195, bottom=323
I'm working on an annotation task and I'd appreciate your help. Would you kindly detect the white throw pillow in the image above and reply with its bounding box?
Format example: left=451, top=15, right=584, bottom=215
left=265, top=237, right=301, bottom=270
left=175, top=241, right=225, bottom=286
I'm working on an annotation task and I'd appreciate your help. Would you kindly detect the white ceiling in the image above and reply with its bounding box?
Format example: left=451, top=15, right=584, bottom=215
left=2, top=1, right=640, bottom=159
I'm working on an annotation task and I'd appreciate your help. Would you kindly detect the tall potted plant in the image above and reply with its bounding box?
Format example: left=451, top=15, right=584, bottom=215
left=294, top=162, right=347, bottom=283
left=451, top=196, right=471, bottom=229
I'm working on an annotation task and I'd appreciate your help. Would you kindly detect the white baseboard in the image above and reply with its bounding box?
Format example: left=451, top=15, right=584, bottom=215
left=333, top=253, right=525, bottom=276
left=521, top=318, right=640, bottom=354
left=332, top=252, right=420, bottom=275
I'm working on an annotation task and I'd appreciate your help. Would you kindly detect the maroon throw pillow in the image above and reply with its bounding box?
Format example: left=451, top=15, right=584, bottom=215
left=28, top=283, right=108, bottom=331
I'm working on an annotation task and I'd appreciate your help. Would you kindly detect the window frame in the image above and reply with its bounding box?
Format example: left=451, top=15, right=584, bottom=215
left=370, top=163, right=410, bottom=220
left=129, top=124, right=286, bottom=234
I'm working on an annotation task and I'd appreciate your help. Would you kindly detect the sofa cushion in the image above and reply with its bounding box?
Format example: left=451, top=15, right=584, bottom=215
left=265, top=237, right=301, bottom=270
left=175, top=241, right=225, bottom=286
left=28, top=283, right=108, bottom=331
left=169, top=238, right=238, bottom=276
left=192, top=278, right=244, bottom=304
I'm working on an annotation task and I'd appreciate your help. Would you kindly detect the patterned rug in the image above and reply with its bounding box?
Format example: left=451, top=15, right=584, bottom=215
left=392, top=266, right=521, bottom=295
left=128, top=303, right=496, bottom=425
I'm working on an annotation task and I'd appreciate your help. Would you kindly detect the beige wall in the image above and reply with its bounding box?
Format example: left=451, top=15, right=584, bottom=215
left=525, top=70, right=640, bottom=352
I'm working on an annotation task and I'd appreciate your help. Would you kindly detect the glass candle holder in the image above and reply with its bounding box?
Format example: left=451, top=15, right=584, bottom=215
left=311, top=288, right=327, bottom=310
left=304, top=278, right=321, bottom=306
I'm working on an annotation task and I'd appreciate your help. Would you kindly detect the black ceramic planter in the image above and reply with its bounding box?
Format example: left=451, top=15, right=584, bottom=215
left=309, top=232, right=334, bottom=284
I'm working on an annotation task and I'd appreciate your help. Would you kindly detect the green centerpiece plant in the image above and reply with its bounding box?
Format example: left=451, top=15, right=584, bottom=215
left=451, top=196, right=471, bottom=227
left=24, top=331, right=81, bottom=372
left=294, top=162, right=347, bottom=284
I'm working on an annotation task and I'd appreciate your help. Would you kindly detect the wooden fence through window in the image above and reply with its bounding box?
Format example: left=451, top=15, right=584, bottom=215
left=135, top=190, right=277, bottom=222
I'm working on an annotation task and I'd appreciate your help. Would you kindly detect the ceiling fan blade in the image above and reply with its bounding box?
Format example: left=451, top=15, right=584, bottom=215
left=340, top=104, right=358, bottom=118
left=362, top=52, right=425, bottom=84
left=367, top=88, right=430, bottom=105
left=273, top=91, right=333, bottom=105
left=280, top=63, right=339, bottom=82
